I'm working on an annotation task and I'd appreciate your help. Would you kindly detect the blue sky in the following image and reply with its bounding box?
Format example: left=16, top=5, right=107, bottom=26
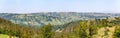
left=0, top=0, right=120, bottom=13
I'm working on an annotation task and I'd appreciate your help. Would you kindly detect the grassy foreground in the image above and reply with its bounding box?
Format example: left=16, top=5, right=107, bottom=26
left=0, top=34, right=9, bottom=38
left=0, top=34, right=18, bottom=38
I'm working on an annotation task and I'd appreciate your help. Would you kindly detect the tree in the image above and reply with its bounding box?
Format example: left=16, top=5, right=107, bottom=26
left=88, top=20, right=97, bottom=38
left=79, top=20, right=89, bottom=38
left=40, top=23, right=53, bottom=38
left=113, top=26, right=120, bottom=38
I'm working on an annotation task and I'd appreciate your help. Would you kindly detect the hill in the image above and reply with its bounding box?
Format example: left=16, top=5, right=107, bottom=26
left=0, top=16, right=120, bottom=38
left=0, top=18, right=41, bottom=38
left=0, top=12, right=120, bottom=26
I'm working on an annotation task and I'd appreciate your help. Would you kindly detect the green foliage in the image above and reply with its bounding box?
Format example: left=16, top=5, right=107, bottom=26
left=113, top=26, right=120, bottom=38
left=79, top=20, right=89, bottom=38
left=40, top=23, right=54, bottom=38
left=88, top=20, right=97, bottom=38
left=0, top=18, right=39, bottom=38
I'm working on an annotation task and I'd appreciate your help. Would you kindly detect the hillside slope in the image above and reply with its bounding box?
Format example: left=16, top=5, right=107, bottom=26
left=0, top=13, right=119, bottom=26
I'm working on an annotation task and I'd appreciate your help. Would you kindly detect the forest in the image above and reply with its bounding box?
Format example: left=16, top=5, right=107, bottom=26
left=0, top=17, right=120, bottom=38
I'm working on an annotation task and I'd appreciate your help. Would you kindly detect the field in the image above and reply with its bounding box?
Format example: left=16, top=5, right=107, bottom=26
left=0, top=34, right=18, bottom=38
left=0, top=34, right=9, bottom=38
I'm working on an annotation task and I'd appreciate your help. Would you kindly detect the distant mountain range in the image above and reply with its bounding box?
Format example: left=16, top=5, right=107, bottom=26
left=0, top=12, right=120, bottom=26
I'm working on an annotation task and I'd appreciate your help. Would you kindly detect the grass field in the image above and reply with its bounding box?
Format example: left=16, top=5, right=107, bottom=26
left=0, top=34, right=9, bottom=38
left=0, top=34, right=18, bottom=38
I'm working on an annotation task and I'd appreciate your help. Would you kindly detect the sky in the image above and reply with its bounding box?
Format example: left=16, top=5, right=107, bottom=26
left=0, top=0, right=120, bottom=13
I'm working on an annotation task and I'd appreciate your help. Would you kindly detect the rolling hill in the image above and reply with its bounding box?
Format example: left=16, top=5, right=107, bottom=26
left=0, top=12, right=120, bottom=26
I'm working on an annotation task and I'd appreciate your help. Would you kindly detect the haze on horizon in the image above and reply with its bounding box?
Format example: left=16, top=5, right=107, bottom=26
left=0, top=0, right=120, bottom=13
